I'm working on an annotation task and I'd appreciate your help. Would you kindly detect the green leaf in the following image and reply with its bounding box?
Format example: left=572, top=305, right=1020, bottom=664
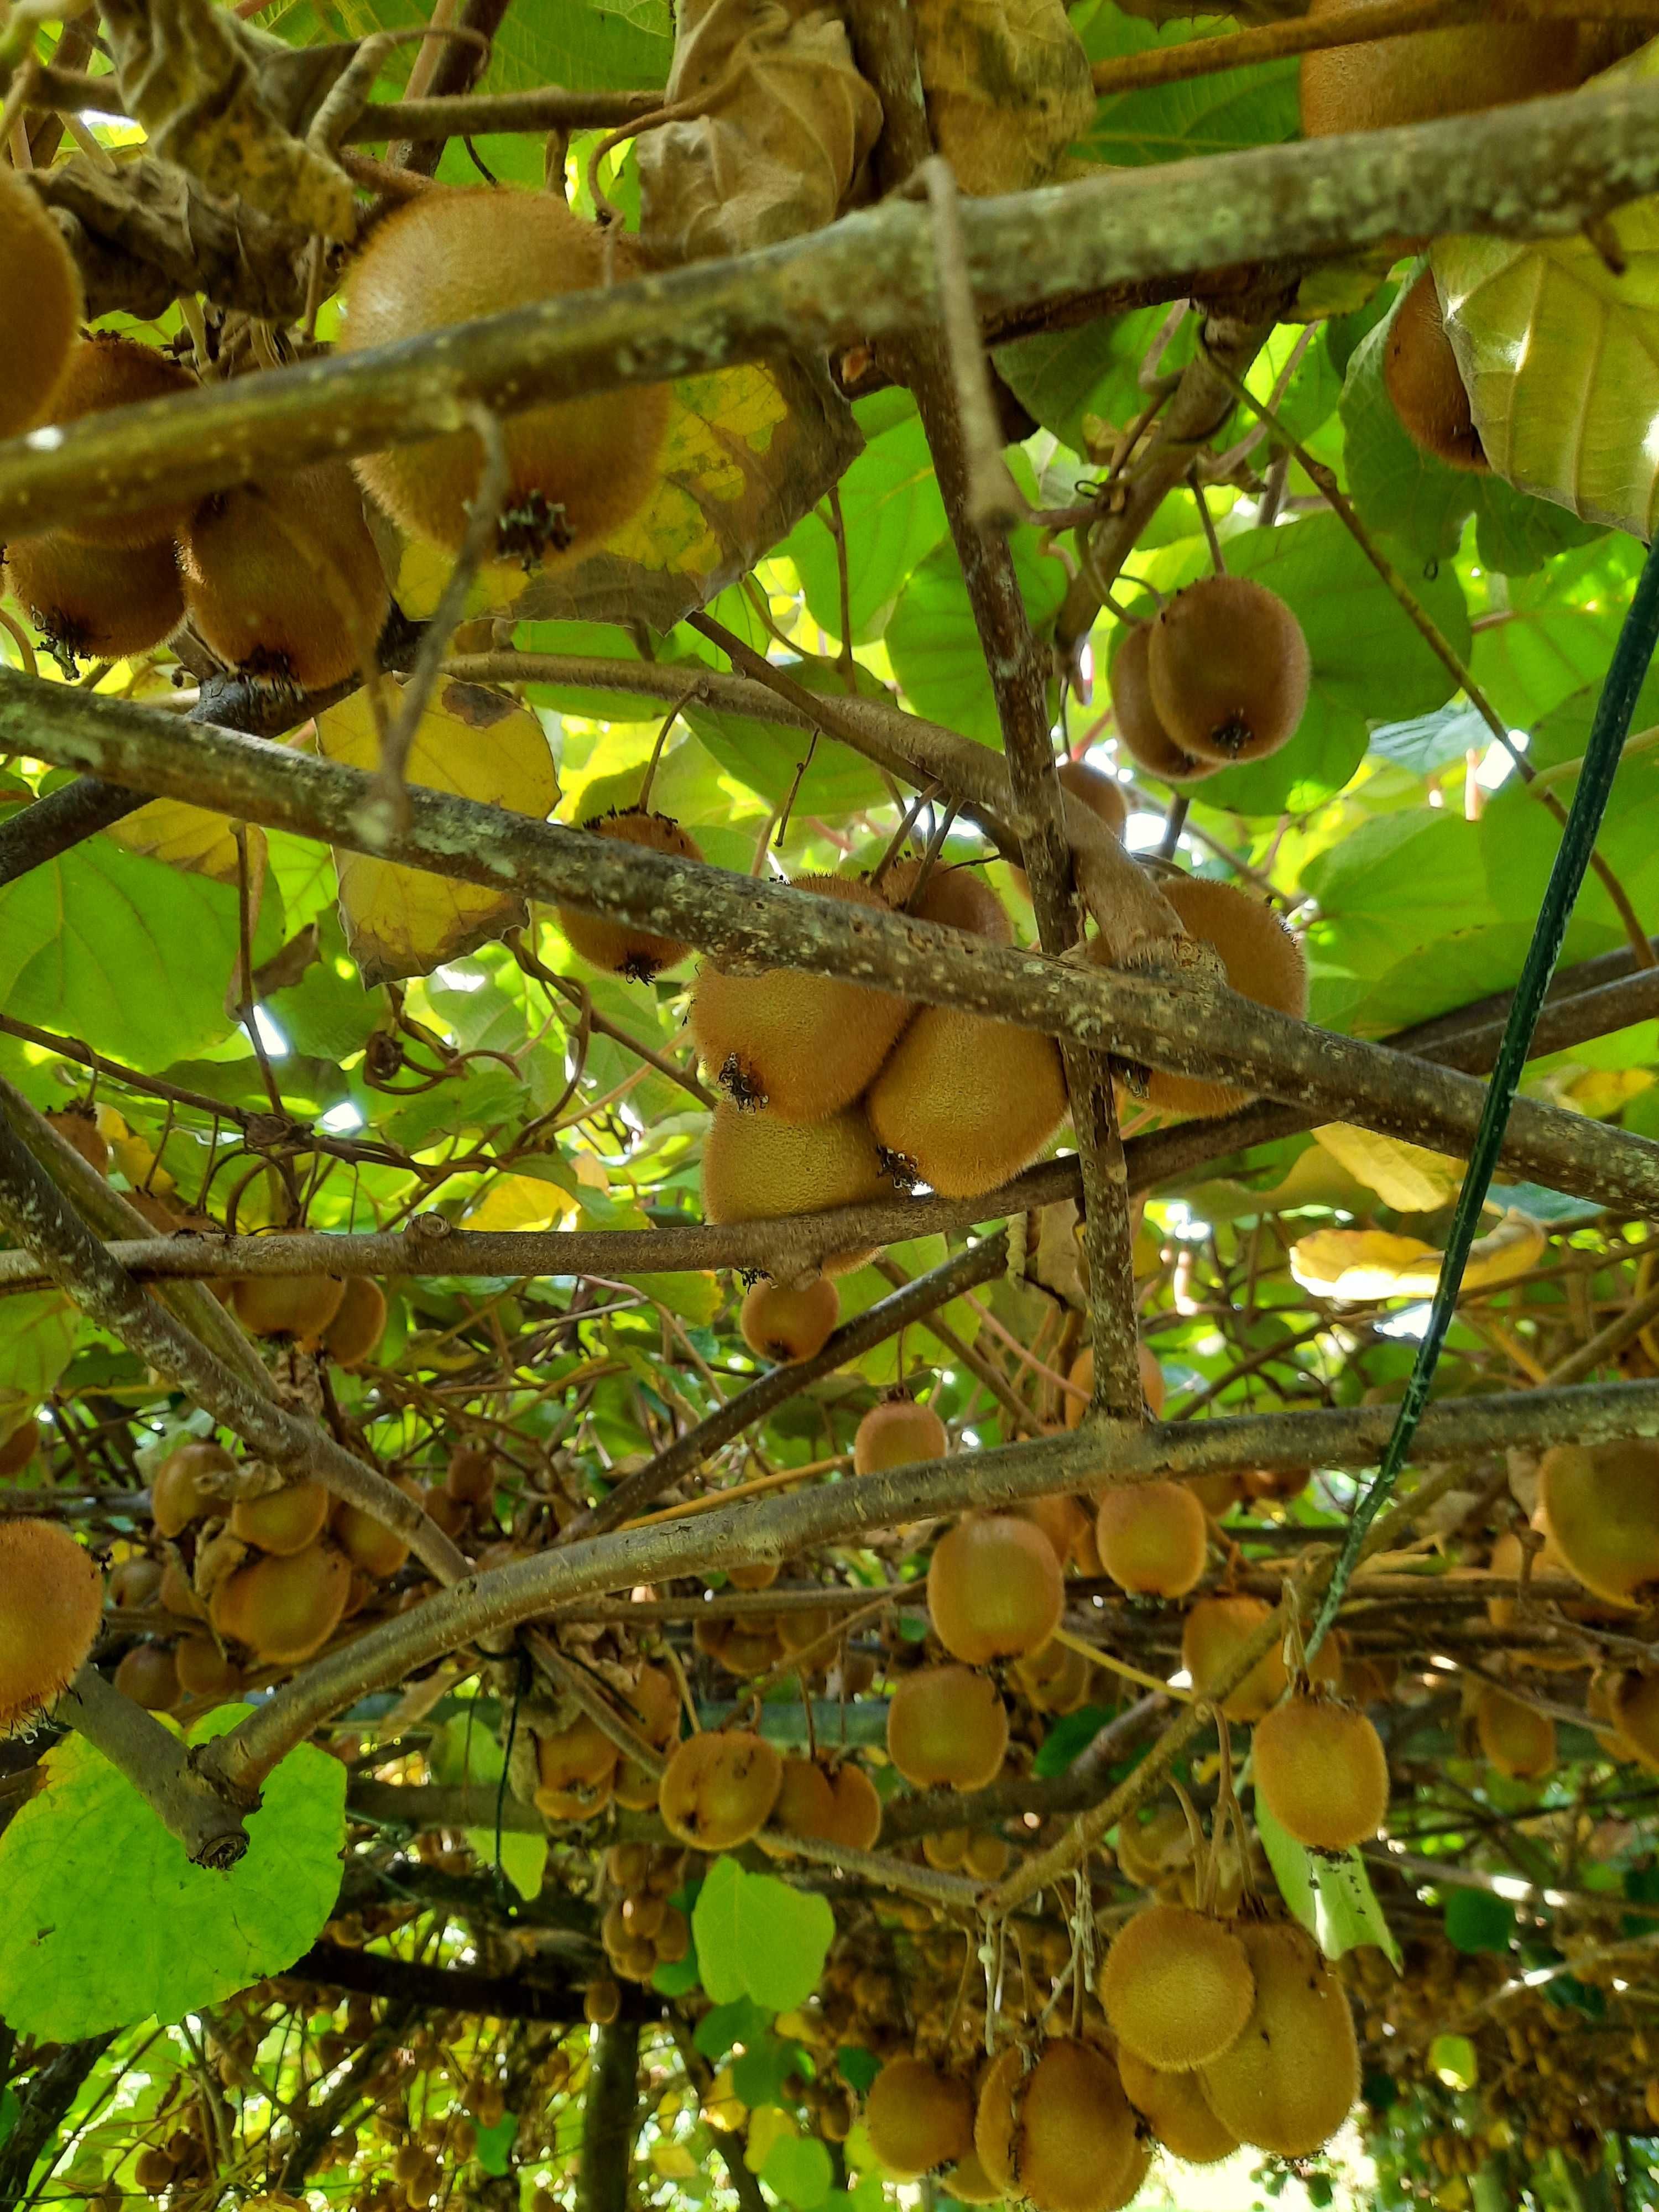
left=780, top=414, right=948, bottom=644
left=472, top=2113, right=518, bottom=2177
left=1444, top=1885, right=1518, bottom=1955
left=888, top=531, right=1068, bottom=748
left=1429, top=2033, right=1479, bottom=2090
left=0, top=1707, right=346, bottom=2037
left=691, top=1855, right=835, bottom=2012
left=761, top=2132, right=834, bottom=2210
left=995, top=304, right=1198, bottom=455
left=837, top=2047, right=880, bottom=2095
left=488, top=0, right=672, bottom=95
left=733, top=2034, right=805, bottom=2111
left=685, top=669, right=892, bottom=820
left=1255, top=1791, right=1401, bottom=1968
left=695, top=1995, right=773, bottom=2063
left=1071, top=2, right=1300, bottom=166
left=0, top=1292, right=77, bottom=1397
left=1032, top=1705, right=1115, bottom=1779
left=431, top=1713, right=547, bottom=1901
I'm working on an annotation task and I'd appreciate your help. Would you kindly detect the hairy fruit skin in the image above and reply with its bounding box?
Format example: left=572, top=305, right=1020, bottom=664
left=1538, top=1439, right=1659, bottom=1608
left=867, top=1005, right=1067, bottom=1199
left=658, top=1729, right=782, bottom=1849
left=152, top=1441, right=236, bottom=1537
left=1300, top=0, right=1579, bottom=139
left=50, top=334, right=200, bottom=547
left=6, top=533, right=184, bottom=663
left=974, top=2038, right=1139, bottom=2212
left=1148, top=577, right=1310, bottom=768
left=0, top=1519, right=105, bottom=1730
left=702, top=1101, right=891, bottom=1274
left=926, top=1512, right=1065, bottom=1664
left=1197, top=1921, right=1360, bottom=2158
left=114, top=1640, right=182, bottom=1712
left=853, top=1397, right=947, bottom=1475
left=1252, top=1692, right=1391, bottom=1850
left=1475, top=1679, right=1557, bottom=1779
left=229, top=1480, right=332, bottom=1559
left=1385, top=269, right=1488, bottom=473
left=1118, top=2047, right=1238, bottom=2166
left=740, top=1276, right=840, bottom=1364
left=1094, top=1479, right=1208, bottom=1599
left=864, top=2058, right=974, bottom=2179
left=342, top=190, right=674, bottom=561
left=560, top=810, right=705, bottom=980
left=322, top=1277, right=388, bottom=1370
left=886, top=1663, right=1008, bottom=1791
left=0, top=170, right=82, bottom=442
left=1100, top=1901, right=1256, bottom=2071
left=231, top=1274, right=347, bottom=1343
left=1182, top=1593, right=1288, bottom=1723
left=209, top=1541, right=353, bottom=1663
left=1109, top=620, right=1214, bottom=785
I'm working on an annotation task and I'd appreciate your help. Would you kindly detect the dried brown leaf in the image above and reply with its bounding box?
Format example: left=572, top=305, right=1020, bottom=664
left=912, top=0, right=1096, bottom=196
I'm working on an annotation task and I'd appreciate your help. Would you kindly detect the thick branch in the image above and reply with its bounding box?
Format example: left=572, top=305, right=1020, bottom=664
left=579, top=2018, right=643, bottom=2212
left=59, top=1662, right=254, bottom=1868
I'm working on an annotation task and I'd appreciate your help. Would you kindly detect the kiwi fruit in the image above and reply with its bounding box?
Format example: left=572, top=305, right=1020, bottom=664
left=229, top=1479, right=331, bottom=1558
left=1300, top=0, right=1580, bottom=139
left=0, top=1418, right=40, bottom=1476
left=322, top=1277, right=388, bottom=1370
left=536, top=1715, right=619, bottom=1802
left=740, top=1276, right=840, bottom=1364
left=659, top=1729, right=782, bottom=1849
left=342, top=190, right=673, bottom=562
left=1197, top=1920, right=1360, bottom=2158
left=559, top=810, right=706, bottom=980
left=924, top=1825, right=970, bottom=1870
left=975, top=2037, right=1139, bottom=2212
left=771, top=1756, right=841, bottom=1844
left=822, top=1760, right=882, bottom=1849
left=114, top=1640, right=182, bottom=1713
left=1384, top=268, right=1487, bottom=473
left=1244, top=1465, right=1311, bottom=1506
left=48, top=334, right=199, bottom=549
left=702, top=1100, right=891, bottom=1274
left=866, top=1004, right=1068, bottom=1199
left=332, top=1490, right=414, bottom=1579
left=181, top=463, right=389, bottom=690
left=46, top=1106, right=108, bottom=1173
left=1474, top=1679, right=1557, bottom=1780
left=1181, top=1593, right=1289, bottom=1722
left=1013, top=1633, right=1093, bottom=1715
left=151, top=1439, right=236, bottom=1537
left=940, top=2147, right=1006, bottom=2204
left=445, top=1446, right=497, bottom=1508
left=927, top=1511, right=1065, bottom=1663
left=884, top=857, right=1015, bottom=940
left=1538, top=1440, right=1659, bottom=1608
left=231, top=1274, right=347, bottom=1343
left=854, top=1396, right=948, bottom=1475
left=108, top=1556, right=162, bottom=1611
left=158, top=1556, right=207, bottom=1620
left=691, top=874, right=914, bottom=1118
left=1094, top=1479, right=1208, bottom=1598
left=174, top=1635, right=243, bottom=1699
left=1611, top=1672, right=1659, bottom=1769
left=1063, top=1342, right=1166, bottom=1425
left=886, top=1663, right=1009, bottom=1791
left=1191, top=1472, right=1248, bottom=1517
left=1057, top=757, right=1130, bottom=842
left=1253, top=1690, right=1391, bottom=1849
left=1118, top=2047, right=1238, bottom=2166
left=5, top=532, right=184, bottom=663
left=963, top=1829, right=1011, bottom=1882
left=1015, top=1491, right=1090, bottom=1568
left=864, top=2057, right=974, bottom=2180
left=1101, top=1899, right=1256, bottom=2070
left=0, top=171, right=82, bottom=440
left=726, top=1558, right=779, bottom=1593
left=209, top=1540, right=353, bottom=1663
left=0, top=1519, right=105, bottom=1728
left=1109, top=622, right=1214, bottom=784
left=1148, top=576, right=1310, bottom=768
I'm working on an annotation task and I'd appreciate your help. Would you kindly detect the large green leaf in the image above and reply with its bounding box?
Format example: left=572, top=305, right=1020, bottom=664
left=0, top=1292, right=79, bottom=1397
left=781, top=413, right=948, bottom=645
left=1255, top=1791, right=1401, bottom=1968
left=887, top=531, right=1069, bottom=746
left=1071, top=3, right=1299, bottom=165
left=691, top=1855, right=834, bottom=2013
left=685, top=658, right=895, bottom=817
left=995, top=303, right=1200, bottom=456
left=0, top=1708, right=346, bottom=2037
left=487, top=0, right=672, bottom=96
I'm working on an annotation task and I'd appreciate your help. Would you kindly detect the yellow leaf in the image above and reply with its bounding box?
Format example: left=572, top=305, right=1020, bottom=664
left=744, top=2107, right=798, bottom=2173
left=1290, top=1213, right=1547, bottom=1301
left=1559, top=1067, right=1655, bottom=1119
left=1312, top=1125, right=1464, bottom=1213
left=650, top=2141, right=699, bottom=2180
left=462, top=1173, right=576, bottom=1235
left=108, top=800, right=265, bottom=896
left=315, top=679, right=558, bottom=987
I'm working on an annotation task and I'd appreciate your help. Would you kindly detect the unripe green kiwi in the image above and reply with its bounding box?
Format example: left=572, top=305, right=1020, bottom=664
left=886, top=1663, right=1008, bottom=1791
left=1181, top=1593, right=1288, bottom=1723
left=974, top=2037, right=1139, bottom=2212
left=1109, top=620, right=1215, bottom=785
left=867, top=1002, right=1068, bottom=1200
left=1101, top=1899, right=1256, bottom=2070
left=231, top=1274, right=347, bottom=1342
left=691, top=875, right=914, bottom=1118
left=0, top=1519, right=104, bottom=1728
left=1253, top=1691, right=1391, bottom=1849
left=1197, top=1921, right=1359, bottom=2158
left=853, top=1396, right=948, bottom=1475
left=702, top=1100, right=891, bottom=1274
left=1538, top=1439, right=1659, bottom=1608
left=181, top=463, right=389, bottom=689
left=49, top=334, right=200, bottom=548
left=6, top=532, right=184, bottom=663
left=151, top=1440, right=236, bottom=1537
left=1384, top=269, right=1487, bottom=473
left=1148, top=577, right=1310, bottom=766
left=1300, top=0, right=1580, bottom=138
left=927, top=1512, right=1064, bottom=1664
left=1474, top=1679, right=1556, bottom=1780
left=740, top=1275, right=840, bottom=1363
left=559, top=809, right=706, bottom=980
left=864, top=2057, right=974, bottom=2180
left=1095, top=1480, right=1208, bottom=1599
left=114, top=1639, right=182, bottom=1712
left=658, top=1728, right=782, bottom=1849
left=0, top=170, right=82, bottom=440
left=209, top=1540, right=353, bottom=1662
left=322, top=1277, right=388, bottom=1370
left=342, top=190, right=673, bottom=562
left=1118, top=2046, right=1238, bottom=2166
left=229, top=1480, right=331, bottom=1558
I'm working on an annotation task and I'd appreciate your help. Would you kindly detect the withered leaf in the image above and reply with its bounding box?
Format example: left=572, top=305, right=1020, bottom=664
left=912, top=0, right=1096, bottom=195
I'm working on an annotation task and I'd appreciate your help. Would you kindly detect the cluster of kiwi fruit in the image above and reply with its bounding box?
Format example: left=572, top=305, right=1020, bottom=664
left=532, top=1658, right=680, bottom=1821
left=1109, top=577, right=1311, bottom=787
left=596, top=1840, right=692, bottom=1986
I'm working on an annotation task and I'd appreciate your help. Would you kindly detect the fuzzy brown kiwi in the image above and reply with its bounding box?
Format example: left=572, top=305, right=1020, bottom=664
left=702, top=1100, right=891, bottom=1274
left=114, top=1640, right=182, bottom=1713
left=0, top=1519, right=104, bottom=1729
left=1058, top=757, right=1130, bottom=840
left=822, top=1761, right=881, bottom=1849
left=1094, top=1480, right=1209, bottom=1599
left=229, top=1480, right=331, bottom=1558
left=1538, top=1439, right=1659, bottom=1608
left=883, top=857, right=1015, bottom=940
left=1611, top=1671, right=1659, bottom=1770
left=691, top=874, right=914, bottom=1118
left=342, top=190, right=673, bottom=562
left=445, top=1446, right=497, bottom=1507
left=209, top=1540, right=353, bottom=1663
left=658, top=1729, right=782, bottom=1849
left=0, top=1419, right=40, bottom=1477
left=6, top=532, right=184, bottom=664
left=853, top=1396, right=948, bottom=1475
left=0, top=170, right=82, bottom=440
left=1181, top=1593, right=1288, bottom=1723
left=1148, top=576, right=1310, bottom=766
left=770, top=1755, right=839, bottom=1843
left=927, top=1512, right=1064, bottom=1665
left=535, top=1714, right=618, bottom=1808
left=321, top=1276, right=388, bottom=1370
left=1474, top=1679, right=1557, bottom=1780
left=1061, top=1342, right=1166, bottom=1426
left=864, top=2058, right=974, bottom=2180
left=866, top=1005, right=1067, bottom=1199
left=45, top=1106, right=108, bottom=1173
left=1118, top=2047, right=1238, bottom=2167
left=1101, top=1900, right=1256, bottom=2070
left=1252, top=1690, right=1391, bottom=1849
left=740, top=1275, right=840, bottom=1364
left=1014, top=1634, right=1093, bottom=1715
left=1384, top=269, right=1487, bottom=473
left=559, top=809, right=706, bottom=980
left=974, top=2037, right=1139, bottom=2212
left=1098, top=874, right=1307, bottom=1120
left=886, top=1663, right=1008, bottom=1792
left=50, top=335, right=200, bottom=548
left=1197, top=1921, right=1360, bottom=2158
left=151, top=1440, right=236, bottom=1538
left=1109, top=620, right=1214, bottom=785
left=109, top=1556, right=164, bottom=1610
left=1300, top=0, right=1580, bottom=139
left=230, top=1275, right=347, bottom=1342
left=181, top=463, right=389, bottom=690
left=174, top=1635, right=243, bottom=1699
